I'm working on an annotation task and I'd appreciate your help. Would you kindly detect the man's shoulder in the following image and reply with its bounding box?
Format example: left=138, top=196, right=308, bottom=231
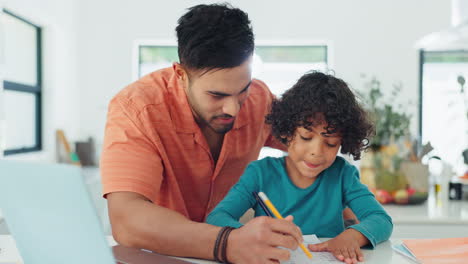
left=240, top=78, right=274, bottom=115
left=111, top=67, right=174, bottom=112
left=249, top=79, right=271, bottom=97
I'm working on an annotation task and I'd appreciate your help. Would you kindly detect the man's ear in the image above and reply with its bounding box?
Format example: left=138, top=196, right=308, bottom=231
left=173, top=62, right=191, bottom=91
left=172, top=62, right=187, bottom=81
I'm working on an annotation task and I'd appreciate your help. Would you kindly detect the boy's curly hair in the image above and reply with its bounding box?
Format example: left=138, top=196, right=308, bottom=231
left=265, top=71, right=374, bottom=160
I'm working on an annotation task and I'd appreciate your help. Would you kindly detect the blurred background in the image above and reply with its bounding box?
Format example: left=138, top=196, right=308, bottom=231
left=0, top=0, right=467, bottom=238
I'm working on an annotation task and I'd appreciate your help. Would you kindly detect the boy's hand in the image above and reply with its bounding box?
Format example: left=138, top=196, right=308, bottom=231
left=307, top=229, right=368, bottom=264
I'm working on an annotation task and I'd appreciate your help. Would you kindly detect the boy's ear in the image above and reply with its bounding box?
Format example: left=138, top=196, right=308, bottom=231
left=280, top=135, right=292, bottom=146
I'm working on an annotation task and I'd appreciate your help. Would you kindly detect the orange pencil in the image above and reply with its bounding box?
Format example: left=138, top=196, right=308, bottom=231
left=258, top=192, right=313, bottom=259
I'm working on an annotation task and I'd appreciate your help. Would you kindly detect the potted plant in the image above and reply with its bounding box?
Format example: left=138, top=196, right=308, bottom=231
left=358, top=77, right=427, bottom=204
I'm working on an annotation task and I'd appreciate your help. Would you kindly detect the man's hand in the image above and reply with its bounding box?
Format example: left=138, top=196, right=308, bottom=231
left=307, top=229, right=368, bottom=264
left=227, top=215, right=303, bottom=264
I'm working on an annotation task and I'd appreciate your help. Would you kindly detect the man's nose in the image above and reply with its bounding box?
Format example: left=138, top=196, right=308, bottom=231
left=222, top=97, right=240, bottom=117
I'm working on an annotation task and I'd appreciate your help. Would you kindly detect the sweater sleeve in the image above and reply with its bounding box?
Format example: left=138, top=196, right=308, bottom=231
left=342, top=166, right=393, bottom=248
left=206, top=163, right=260, bottom=228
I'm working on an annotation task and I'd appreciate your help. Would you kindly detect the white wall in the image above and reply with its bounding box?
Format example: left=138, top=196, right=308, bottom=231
left=75, top=0, right=451, bottom=159
left=2, top=0, right=451, bottom=161
left=2, top=0, right=80, bottom=161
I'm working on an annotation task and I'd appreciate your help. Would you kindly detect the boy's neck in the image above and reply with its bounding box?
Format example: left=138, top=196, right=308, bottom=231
left=284, top=156, right=316, bottom=189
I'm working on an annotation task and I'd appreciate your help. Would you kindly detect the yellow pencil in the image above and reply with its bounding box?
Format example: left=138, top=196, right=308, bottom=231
left=258, top=191, right=313, bottom=259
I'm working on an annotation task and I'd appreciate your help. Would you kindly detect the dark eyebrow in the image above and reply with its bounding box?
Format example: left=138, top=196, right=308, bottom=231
left=240, top=81, right=252, bottom=93
left=320, top=132, right=341, bottom=139
left=207, top=81, right=252, bottom=97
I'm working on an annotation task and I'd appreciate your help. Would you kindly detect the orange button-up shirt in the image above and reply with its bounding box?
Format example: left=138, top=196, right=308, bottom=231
left=101, top=67, right=283, bottom=222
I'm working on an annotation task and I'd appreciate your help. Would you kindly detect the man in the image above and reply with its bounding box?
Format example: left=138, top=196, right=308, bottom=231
left=101, top=4, right=303, bottom=263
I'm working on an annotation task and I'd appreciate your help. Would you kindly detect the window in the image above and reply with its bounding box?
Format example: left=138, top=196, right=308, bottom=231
left=2, top=9, right=42, bottom=155
left=135, top=42, right=329, bottom=158
left=253, top=45, right=328, bottom=96
left=137, top=44, right=178, bottom=79
left=420, top=50, right=468, bottom=174
left=136, top=43, right=329, bottom=97
left=251, top=45, right=329, bottom=159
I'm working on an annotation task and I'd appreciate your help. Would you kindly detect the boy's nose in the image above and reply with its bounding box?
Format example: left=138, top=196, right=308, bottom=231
left=308, top=141, right=322, bottom=156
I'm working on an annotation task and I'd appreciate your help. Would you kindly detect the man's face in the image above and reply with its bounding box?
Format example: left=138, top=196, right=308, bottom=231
left=178, top=57, right=253, bottom=134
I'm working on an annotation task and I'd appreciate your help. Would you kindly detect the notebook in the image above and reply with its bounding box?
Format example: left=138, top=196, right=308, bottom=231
left=393, top=237, right=468, bottom=264
left=281, top=235, right=343, bottom=264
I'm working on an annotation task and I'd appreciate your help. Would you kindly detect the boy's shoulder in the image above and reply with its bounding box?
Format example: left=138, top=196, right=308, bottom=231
left=332, top=156, right=348, bottom=167
left=250, top=156, right=355, bottom=172
left=327, top=156, right=359, bottom=177
left=245, top=157, right=285, bottom=186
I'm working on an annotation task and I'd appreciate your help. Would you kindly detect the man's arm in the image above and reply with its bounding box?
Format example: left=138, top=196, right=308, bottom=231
left=108, top=192, right=220, bottom=258
left=108, top=191, right=304, bottom=262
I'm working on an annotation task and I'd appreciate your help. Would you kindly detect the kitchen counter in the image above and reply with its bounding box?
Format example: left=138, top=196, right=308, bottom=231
left=383, top=190, right=468, bottom=238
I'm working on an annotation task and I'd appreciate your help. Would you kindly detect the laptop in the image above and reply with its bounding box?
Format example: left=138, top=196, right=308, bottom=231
left=0, top=160, right=115, bottom=264
left=0, top=160, right=194, bottom=264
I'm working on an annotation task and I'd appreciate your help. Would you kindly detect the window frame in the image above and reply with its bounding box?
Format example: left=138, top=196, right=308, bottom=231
left=132, top=39, right=332, bottom=81
left=2, top=9, right=42, bottom=155
left=418, top=49, right=468, bottom=141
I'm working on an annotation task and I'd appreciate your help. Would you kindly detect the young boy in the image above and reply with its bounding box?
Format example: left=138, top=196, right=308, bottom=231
left=207, top=72, right=393, bottom=263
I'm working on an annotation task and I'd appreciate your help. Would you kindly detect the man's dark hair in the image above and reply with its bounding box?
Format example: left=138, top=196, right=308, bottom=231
left=266, top=71, right=375, bottom=160
left=176, top=3, right=254, bottom=73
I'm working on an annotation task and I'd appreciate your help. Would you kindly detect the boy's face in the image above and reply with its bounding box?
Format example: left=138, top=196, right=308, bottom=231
left=174, top=57, right=253, bottom=134
left=285, top=123, right=342, bottom=187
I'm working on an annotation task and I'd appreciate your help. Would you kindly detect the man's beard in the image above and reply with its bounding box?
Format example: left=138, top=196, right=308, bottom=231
left=196, top=112, right=235, bottom=134
left=208, top=114, right=235, bottom=134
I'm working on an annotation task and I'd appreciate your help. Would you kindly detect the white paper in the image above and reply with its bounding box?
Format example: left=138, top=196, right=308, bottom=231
left=281, top=235, right=343, bottom=264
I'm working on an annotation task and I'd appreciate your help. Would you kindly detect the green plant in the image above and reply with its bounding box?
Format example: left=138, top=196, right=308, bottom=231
left=358, top=77, right=411, bottom=150
left=358, top=77, right=413, bottom=192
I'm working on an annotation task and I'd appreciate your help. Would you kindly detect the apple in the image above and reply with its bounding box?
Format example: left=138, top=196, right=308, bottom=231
left=394, top=189, right=409, bottom=204
left=376, top=189, right=393, bottom=204
left=406, top=187, right=416, bottom=196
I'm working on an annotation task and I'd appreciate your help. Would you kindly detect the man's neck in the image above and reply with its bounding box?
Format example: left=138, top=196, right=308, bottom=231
left=200, top=126, right=225, bottom=165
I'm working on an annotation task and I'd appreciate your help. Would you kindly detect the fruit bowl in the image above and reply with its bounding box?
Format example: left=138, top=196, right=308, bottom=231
left=374, top=188, right=428, bottom=205
left=407, top=192, right=428, bottom=204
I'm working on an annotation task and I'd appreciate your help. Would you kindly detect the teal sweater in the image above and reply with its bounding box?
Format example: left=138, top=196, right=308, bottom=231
left=206, top=156, right=393, bottom=248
